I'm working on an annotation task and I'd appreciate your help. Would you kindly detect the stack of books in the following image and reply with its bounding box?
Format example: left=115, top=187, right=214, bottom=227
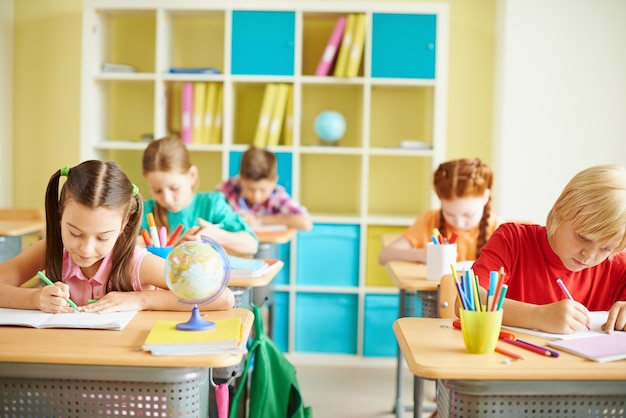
left=228, top=255, right=283, bottom=278
left=142, top=317, right=245, bottom=355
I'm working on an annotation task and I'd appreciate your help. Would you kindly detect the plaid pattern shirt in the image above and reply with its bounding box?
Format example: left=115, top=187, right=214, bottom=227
left=216, top=176, right=309, bottom=217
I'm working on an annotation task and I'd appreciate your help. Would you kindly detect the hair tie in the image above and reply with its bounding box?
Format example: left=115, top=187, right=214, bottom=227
left=60, top=166, right=70, bottom=177
left=132, top=184, right=139, bottom=196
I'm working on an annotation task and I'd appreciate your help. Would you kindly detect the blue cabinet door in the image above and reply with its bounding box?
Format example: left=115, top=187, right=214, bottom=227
left=371, top=13, right=437, bottom=79
left=231, top=11, right=295, bottom=76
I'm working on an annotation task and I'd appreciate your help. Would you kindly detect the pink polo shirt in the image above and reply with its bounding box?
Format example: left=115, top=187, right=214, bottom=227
left=61, top=246, right=147, bottom=306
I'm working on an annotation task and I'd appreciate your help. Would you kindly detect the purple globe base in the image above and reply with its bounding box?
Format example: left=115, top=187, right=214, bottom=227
left=175, top=304, right=216, bottom=331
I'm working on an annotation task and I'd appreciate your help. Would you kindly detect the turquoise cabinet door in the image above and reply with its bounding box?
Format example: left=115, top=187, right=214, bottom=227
left=371, top=13, right=437, bottom=79
left=231, top=11, right=295, bottom=75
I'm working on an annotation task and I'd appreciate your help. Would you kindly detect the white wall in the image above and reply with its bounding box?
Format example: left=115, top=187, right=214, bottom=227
left=493, top=0, right=626, bottom=224
left=0, top=0, right=14, bottom=205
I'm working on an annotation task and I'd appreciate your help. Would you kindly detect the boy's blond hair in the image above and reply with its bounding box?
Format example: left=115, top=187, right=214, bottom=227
left=546, top=164, right=626, bottom=253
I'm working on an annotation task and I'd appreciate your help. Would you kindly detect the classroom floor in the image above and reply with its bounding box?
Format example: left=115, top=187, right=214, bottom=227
left=293, top=356, right=437, bottom=418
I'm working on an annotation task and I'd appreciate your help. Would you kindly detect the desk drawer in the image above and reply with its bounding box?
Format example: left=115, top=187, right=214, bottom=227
left=437, top=379, right=626, bottom=418
left=0, top=363, right=209, bottom=417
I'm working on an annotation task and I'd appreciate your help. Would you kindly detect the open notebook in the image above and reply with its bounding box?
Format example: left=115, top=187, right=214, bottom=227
left=0, top=308, right=137, bottom=330
left=503, top=311, right=626, bottom=362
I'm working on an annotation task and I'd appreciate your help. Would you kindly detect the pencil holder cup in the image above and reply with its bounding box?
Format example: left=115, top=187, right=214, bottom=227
left=146, top=246, right=174, bottom=259
left=426, top=242, right=457, bottom=281
left=459, top=308, right=503, bottom=354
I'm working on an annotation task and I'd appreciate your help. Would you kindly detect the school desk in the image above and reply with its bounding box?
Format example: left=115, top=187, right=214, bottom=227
left=393, top=317, right=626, bottom=418
left=385, top=259, right=438, bottom=418
left=0, top=308, right=253, bottom=417
left=0, top=218, right=45, bottom=262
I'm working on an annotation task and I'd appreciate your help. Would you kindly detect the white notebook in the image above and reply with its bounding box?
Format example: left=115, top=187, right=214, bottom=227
left=0, top=308, right=137, bottom=330
left=547, top=332, right=626, bottom=363
left=503, top=311, right=610, bottom=341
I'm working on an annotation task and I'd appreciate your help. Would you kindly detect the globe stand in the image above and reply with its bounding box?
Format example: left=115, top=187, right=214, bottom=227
left=175, top=304, right=216, bottom=331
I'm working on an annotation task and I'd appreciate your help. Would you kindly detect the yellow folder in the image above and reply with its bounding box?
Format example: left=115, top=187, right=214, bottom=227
left=210, top=83, right=223, bottom=144
left=192, top=82, right=207, bottom=144
left=142, top=317, right=243, bottom=350
left=345, top=14, right=366, bottom=77
left=253, top=83, right=278, bottom=147
left=333, top=13, right=356, bottom=77
left=283, top=85, right=293, bottom=146
left=266, top=84, right=290, bottom=147
left=201, top=82, right=217, bottom=144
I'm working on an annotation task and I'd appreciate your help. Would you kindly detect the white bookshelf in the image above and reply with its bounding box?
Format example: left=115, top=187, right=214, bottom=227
left=80, top=0, right=449, bottom=358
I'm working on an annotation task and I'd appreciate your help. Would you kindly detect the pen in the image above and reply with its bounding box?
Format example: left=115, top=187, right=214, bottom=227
left=141, top=229, right=152, bottom=246
left=556, top=278, right=591, bottom=330
left=147, top=213, right=161, bottom=248
left=37, top=271, right=81, bottom=312
left=501, top=337, right=560, bottom=358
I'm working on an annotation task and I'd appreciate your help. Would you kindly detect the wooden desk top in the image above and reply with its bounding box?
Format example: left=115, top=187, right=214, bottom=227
left=228, top=259, right=283, bottom=288
left=394, top=317, right=626, bottom=380
left=385, top=260, right=436, bottom=292
left=255, top=228, right=296, bottom=244
left=0, top=308, right=253, bottom=369
left=0, top=219, right=45, bottom=237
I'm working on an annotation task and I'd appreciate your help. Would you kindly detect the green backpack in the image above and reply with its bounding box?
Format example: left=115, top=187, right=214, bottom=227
left=230, top=305, right=312, bottom=418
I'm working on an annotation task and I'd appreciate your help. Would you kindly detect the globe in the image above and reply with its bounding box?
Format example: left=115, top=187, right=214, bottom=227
left=314, top=111, right=346, bottom=143
left=164, top=238, right=230, bottom=330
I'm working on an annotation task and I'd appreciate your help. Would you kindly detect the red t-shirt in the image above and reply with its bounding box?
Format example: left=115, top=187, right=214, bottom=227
left=473, top=222, right=626, bottom=310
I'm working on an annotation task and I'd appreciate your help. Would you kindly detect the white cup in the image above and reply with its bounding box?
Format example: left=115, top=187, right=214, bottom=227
left=426, top=242, right=457, bottom=281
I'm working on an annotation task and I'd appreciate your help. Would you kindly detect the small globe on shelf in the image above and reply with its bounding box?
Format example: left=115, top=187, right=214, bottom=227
left=163, top=237, right=230, bottom=331
left=314, top=111, right=346, bottom=145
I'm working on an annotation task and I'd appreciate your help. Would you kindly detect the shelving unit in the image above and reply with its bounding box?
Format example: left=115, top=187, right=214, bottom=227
left=80, top=0, right=449, bottom=358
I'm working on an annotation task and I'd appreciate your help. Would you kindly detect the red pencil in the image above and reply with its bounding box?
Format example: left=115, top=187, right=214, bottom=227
left=448, top=232, right=458, bottom=244
left=166, top=223, right=184, bottom=246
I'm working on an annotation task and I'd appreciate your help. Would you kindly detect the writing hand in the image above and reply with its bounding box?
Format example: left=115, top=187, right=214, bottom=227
left=39, top=282, right=76, bottom=313
left=536, top=300, right=589, bottom=334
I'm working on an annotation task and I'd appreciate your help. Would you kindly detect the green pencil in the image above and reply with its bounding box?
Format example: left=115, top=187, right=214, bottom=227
left=37, top=271, right=81, bottom=312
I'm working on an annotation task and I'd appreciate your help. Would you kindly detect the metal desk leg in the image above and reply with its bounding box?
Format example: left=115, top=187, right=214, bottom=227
left=414, top=375, right=423, bottom=418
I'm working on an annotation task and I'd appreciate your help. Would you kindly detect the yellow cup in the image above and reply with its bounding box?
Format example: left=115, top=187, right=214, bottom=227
left=459, top=308, right=503, bottom=354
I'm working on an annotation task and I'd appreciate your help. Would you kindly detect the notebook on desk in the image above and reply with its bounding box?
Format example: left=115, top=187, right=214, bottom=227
left=503, top=311, right=609, bottom=340
left=546, top=331, right=626, bottom=362
left=0, top=308, right=137, bottom=330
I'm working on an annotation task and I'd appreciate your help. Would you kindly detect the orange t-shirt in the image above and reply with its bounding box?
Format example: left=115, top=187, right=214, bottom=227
left=403, top=208, right=502, bottom=262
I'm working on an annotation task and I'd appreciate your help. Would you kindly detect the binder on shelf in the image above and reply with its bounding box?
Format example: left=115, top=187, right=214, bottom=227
left=201, top=82, right=218, bottom=144
left=315, top=16, right=347, bottom=76
left=283, top=85, right=293, bottom=146
left=180, top=82, right=194, bottom=145
left=266, top=84, right=290, bottom=147
left=210, top=83, right=224, bottom=144
left=253, top=83, right=278, bottom=147
left=333, top=13, right=357, bottom=77
left=192, top=82, right=207, bottom=144
left=345, top=13, right=366, bottom=77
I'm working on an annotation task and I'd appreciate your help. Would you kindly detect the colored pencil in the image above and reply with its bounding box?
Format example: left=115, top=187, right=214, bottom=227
left=495, top=345, right=524, bottom=360
left=166, top=223, right=184, bottom=246
left=501, top=337, right=559, bottom=358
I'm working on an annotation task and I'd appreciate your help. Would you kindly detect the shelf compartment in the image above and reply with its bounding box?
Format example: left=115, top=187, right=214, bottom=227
left=92, top=9, right=156, bottom=74
left=300, top=154, right=361, bottom=216
left=368, top=155, right=432, bottom=217
left=91, top=79, right=154, bottom=143
left=365, top=225, right=406, bottom=287
left=296, top=224, right=360, bottom=287
left=231, top=11, right=295, bottom=76
left=295, top=292, right=358, bottom=354
left=301, top=83, right=363, bottom=147
left=301, top=12, right=347, bottom=76
left=369, top=85, right=434, bottom=149
left=164, top=11, right=225, bottom=73
left=363, top=294, right=399, bottom=357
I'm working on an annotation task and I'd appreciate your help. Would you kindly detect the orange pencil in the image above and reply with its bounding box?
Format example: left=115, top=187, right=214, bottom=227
left=495, top=345, right=524, bottom=360
left=141, top=229, right=152, bottom=246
